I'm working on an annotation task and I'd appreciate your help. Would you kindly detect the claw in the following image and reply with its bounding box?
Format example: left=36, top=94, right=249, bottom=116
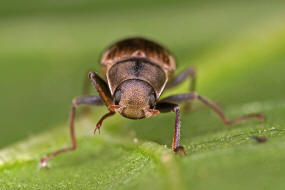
left=174, top=146, right=187, bottom=156
left=40, top=157, right=50, bottom=168
left=93, top=126, right=101, bottom=135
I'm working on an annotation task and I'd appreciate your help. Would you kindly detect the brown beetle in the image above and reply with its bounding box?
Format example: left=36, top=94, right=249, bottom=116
left=41, top=37, right=265, bottom=166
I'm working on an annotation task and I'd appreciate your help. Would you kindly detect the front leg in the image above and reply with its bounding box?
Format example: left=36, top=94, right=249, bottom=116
left=165, top=67, right=196, bottom=91
left=80, top=71, right=113, bottom=115
left=159, top=92, right=264, bottom=126
left=156, top=102, right=186, bottom=155
left=89, top=71, right=113, bottom=107
left=156, top=92, right=265, bottom=155
left=41, top=96, right=106, bottom=167
left=41, top=72, right=115, bottom=167
left=165, top=67, right=196, bottom=111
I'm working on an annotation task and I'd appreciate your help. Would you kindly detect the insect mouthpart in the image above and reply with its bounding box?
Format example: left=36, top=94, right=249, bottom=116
left=108, top=104, right=125, bottom=113
left=144, top=108, right=160, bottom=118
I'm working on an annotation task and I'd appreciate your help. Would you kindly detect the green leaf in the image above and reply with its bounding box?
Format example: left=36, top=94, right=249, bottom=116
left=1, top=1, right=285, bottom=189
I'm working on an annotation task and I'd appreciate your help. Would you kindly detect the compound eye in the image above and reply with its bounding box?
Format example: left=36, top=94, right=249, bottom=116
left=149, top=93, right=156, bottom=109
left=114, top=89, right=121, bottom=105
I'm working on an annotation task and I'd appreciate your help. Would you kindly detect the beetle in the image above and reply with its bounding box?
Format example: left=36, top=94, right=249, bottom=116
left=41, top=37, right=264, bottom=166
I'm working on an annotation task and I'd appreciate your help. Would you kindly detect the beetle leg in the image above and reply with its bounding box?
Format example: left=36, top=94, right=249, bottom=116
left=156, top=102, right=186, bottom=155
left=165, top=67, right=196, bottom=111
left=166, top=67, right=196, bottom=91
left=89, top=71, right=113, bottom=108
left=40, top=96, right=105, bottom=167
left=94, top=111, right=115, bottom=134
left=156, top=93, right=264, bottom=155
left=158, top=92, right=265, bottom=125
left=197, top=95, right=265, bottom=125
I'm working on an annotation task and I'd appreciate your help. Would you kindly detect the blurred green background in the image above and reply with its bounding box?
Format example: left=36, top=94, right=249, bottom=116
left=1, top=0, right=285, bottom=189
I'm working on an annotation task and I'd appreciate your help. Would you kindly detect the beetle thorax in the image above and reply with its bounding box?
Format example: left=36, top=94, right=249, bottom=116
left=107, top=60, right=167, bottom=99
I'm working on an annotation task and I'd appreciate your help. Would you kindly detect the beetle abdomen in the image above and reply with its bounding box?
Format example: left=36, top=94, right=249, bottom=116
left=100, top=38, right=176, bottom=78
